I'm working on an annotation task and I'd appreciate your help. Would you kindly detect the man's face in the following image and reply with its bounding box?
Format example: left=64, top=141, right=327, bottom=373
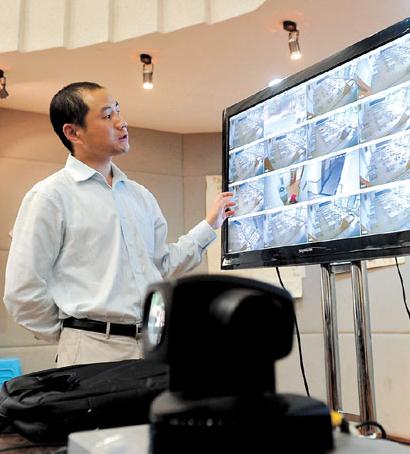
left=76, top=89, right=130, bottom=158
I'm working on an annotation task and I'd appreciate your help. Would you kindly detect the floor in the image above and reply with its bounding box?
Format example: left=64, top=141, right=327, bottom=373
left=0, top=432, right=66, bottom=453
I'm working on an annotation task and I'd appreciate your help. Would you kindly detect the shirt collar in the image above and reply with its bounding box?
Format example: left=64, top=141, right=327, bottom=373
left=111, top=162, right=128, bottom=184
left=65, top=154, right=128, bottom=184
left=65, top=154, right=97, bottom=182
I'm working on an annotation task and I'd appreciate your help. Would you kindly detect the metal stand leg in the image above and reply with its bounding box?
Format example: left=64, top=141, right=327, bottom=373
left=320, top=261, right=377, bottom=436
left=320, top=263, right=342, bottom=412
left=351, top=261, right=377, bottom=435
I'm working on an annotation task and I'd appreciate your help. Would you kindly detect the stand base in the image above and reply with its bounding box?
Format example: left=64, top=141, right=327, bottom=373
left=149, top=391, right=334, bottom=453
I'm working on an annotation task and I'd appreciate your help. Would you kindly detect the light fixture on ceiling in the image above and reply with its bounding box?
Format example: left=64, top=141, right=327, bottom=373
left=268, top=78, right=283, bottom=87
left=283, top=20, right=302, bottom=60
left=0, top=69, right=9, bottom=99
left=140, top=54, right=154, bottom=90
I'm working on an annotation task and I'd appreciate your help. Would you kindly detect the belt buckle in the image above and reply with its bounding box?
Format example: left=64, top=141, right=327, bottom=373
left=136, top=323, right=143, bottom=338
left=105, top=322, right=111, bottom=339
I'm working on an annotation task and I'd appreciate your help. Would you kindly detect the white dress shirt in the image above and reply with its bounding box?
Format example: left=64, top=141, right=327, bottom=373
left=4, top=155, right=216, bottom=342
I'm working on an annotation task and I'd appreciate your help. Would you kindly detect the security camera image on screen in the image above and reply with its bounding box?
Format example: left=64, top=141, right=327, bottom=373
left=264, top=126, right=307, bottom=172
left=357, top=33, right=410, bottom=96
left=263, top=85, right=306, bottom=137
left=307, top=106, right=359, bottom=158
left=229, top=142, right=265, bottom=183
left=360, top=133, right=410, bottom=187
left=232, top=179, right=264, bottom=216
left=264, top=206, right=308, bottom=248
left=305, top=151, right=359, bottom=200
left=307, top=63, right=360, bottom=117
left=225, top=26, right=410, bottom=257
left=229, top=105, right=264, bottom=150
left=228, top=216, right=264, bottom=253
left=359, top=86, right=410, bottom=143
left=308, top=195, right=361, bottom=242
left=361, top=185, right=410, bottom=235
left=264, top=166, right=307, bottom=209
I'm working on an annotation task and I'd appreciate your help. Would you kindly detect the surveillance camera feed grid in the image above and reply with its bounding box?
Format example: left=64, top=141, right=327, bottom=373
left=226, top=32, right=410, bottom=254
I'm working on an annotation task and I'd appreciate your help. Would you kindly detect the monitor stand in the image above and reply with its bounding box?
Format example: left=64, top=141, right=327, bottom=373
left=320, top=260, right=377, bottom=436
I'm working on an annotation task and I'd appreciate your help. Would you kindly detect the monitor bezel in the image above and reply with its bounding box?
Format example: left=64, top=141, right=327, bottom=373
left=221, top=17, right=410, bottom=269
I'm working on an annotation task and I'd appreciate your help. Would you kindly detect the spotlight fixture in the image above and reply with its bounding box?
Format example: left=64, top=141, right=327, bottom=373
left=268, top=78, right=283, bottom=87
left=0, top=69, right=9, bottom=99
left=283, top=20, right=302, bottom=60
left=140, top=53, right=154, bottom=90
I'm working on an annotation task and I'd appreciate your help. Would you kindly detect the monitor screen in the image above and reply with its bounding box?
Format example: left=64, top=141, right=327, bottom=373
left=222, top=18, right=410, bottom=269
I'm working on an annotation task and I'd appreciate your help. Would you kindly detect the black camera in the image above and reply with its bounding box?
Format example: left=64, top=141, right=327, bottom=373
left=142, top=274, right=333, bottom=453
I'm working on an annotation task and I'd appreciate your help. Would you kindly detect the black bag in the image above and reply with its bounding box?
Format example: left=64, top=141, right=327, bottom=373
left=0, top=359, right=168, bottom=442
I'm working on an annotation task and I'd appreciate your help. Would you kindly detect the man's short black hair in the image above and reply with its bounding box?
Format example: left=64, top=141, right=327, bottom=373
left=49, top=82, right=104, bottom=153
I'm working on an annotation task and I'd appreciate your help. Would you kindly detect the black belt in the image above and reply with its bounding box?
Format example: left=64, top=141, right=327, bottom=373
left=62, top=317, right=142, bottom=338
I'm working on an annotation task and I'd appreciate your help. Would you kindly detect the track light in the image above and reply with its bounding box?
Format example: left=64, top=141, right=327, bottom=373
left=0, top=69, right=9, bottom=99
left=140, top=54, right=154, bottom=90
left=283, top=21, right=302, bottom=60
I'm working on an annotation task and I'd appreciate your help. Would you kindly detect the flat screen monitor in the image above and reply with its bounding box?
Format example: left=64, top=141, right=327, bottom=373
left=222, top=18, right=410, bottom=269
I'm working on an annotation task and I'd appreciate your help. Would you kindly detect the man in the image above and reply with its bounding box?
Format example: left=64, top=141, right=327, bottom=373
left=4, top=82, right=235, bottom=367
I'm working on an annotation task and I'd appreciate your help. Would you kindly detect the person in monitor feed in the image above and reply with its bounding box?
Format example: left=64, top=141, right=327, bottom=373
left=308, top=106, right=359, bottom=159
left=359, top=133, right=410, bottom=187
left=3, top=81, right=235, bottom=367
left=264, top=166, right=307, bottom=210
left=359, top=86, right=410, bottom=143
left=360, top=185, right=410, bottom=235
left=308, top=195, right=361, bottom=242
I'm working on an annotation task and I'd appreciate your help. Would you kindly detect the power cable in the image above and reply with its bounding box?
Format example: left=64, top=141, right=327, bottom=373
left=275, top=267, right=310, bottom=397
left=395, top=257, right=410, bottom=321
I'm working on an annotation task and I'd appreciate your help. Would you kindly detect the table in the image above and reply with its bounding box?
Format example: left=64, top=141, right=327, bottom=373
left=68, top=425, right=409, bottom=453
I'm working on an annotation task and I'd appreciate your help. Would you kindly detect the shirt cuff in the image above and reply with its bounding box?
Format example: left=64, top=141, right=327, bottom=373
left=188, top=220, right=217, bottom=249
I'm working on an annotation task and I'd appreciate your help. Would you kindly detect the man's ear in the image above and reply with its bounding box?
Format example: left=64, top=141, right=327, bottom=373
left=62, top=124, right=82, bottom=146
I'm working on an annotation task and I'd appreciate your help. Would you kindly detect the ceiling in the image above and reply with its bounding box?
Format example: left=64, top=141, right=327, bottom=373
left=1, top=0, right=410, bottom=133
